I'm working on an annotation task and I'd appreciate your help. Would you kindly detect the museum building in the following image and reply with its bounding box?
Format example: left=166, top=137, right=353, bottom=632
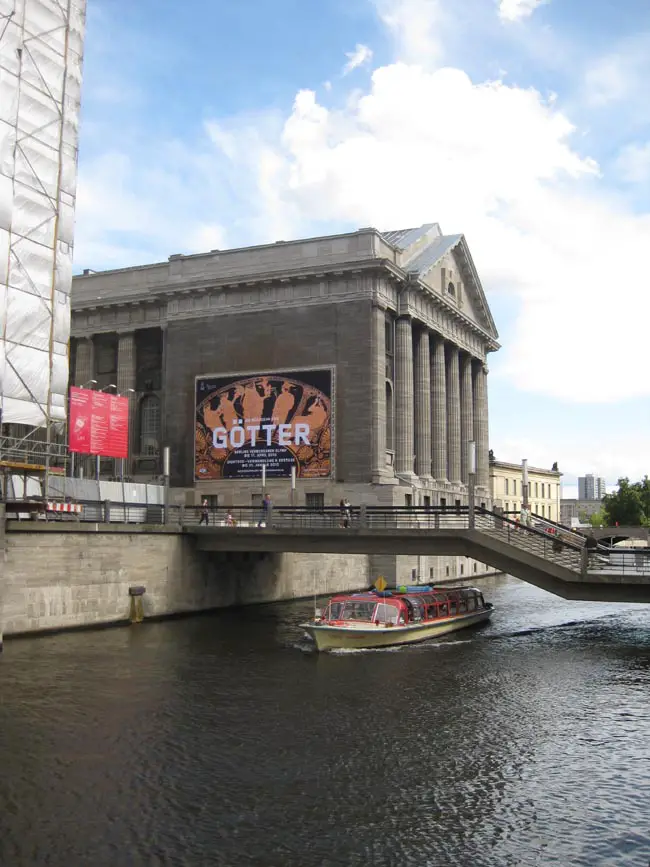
left=70, top=223, right=500, bottom=583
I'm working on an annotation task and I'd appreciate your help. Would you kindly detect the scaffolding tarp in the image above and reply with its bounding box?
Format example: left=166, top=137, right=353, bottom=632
left=0, top=0, right=86, bottom=426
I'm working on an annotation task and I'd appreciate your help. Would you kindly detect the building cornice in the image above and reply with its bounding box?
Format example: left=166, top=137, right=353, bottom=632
left=490, top=460, right=562, bottom=478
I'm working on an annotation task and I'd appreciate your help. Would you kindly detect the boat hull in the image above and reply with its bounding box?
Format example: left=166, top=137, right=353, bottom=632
left=302, top=608, right=493, bottom=651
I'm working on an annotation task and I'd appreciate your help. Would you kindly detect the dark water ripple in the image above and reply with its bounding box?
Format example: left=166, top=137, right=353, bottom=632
left=1, top=575, right=650, bottom=866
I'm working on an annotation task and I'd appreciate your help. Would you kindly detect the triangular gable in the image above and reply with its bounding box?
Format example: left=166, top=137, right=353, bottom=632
left=381, top=224, right=498, bottom=341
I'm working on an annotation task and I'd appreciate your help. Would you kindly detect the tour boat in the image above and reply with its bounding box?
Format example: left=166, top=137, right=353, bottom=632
left=301, top=585, right=494, bottom=651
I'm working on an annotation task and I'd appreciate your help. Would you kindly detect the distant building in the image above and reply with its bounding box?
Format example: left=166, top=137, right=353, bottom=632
left=489, top=459, right=561, bottom=522
left=561, top=499, right=604, bottom=527
left=578, top=474, right=607, bottom=500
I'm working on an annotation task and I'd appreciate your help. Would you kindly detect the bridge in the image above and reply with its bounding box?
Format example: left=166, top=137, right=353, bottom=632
left=183, top=505, right=650, bottom=604
left=5, top=503, right=650, bottom=604
left=576, top=525, right=650, bottom=545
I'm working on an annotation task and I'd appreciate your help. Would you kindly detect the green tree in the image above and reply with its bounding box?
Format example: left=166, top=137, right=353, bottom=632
left=589, top=510, right=606, bottom=527
left=602, top=478, right=646, bottom=526
left=636, top=475, right=650, bottom=518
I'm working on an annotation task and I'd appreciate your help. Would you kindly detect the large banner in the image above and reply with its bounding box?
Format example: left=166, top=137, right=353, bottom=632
left=195, top=368, right=333, bottom=481
left=69, top=387, right=129, bottom=459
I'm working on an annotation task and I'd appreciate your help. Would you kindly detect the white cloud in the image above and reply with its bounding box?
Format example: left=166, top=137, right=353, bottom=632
left=583, top=36, right=650, bottom=107
left=374, top=0, right=444, bottom=66
left=74, top=148, right=228, bottom=269
left=343, top=44, right=373, bottom=75
left=498, top=0, right=544, bottom=22
left=495, top=432, right=649, bottom=491
left=74, top=0, right=650, bottom=411
left=615, top=141, right=650, bottom=183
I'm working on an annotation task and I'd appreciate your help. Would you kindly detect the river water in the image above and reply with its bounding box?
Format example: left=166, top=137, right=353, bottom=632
left=1, top=575, right=650, bottom=867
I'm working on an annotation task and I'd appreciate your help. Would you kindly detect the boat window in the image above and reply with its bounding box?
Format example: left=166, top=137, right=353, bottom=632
left=329, top=602, right=344, bottom=620
left=340, top=601, right=376, bottom=621
left=373, top=603, right=400, bottom=625
left=438, top=602, right=449, bottom=617
left=404, top=597, right=425, bottom=621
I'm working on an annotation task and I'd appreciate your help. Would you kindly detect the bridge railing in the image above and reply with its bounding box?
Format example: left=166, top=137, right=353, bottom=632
left=586, top=548, right=650, bottom=576
left=474, top=510, right=584, bottom=572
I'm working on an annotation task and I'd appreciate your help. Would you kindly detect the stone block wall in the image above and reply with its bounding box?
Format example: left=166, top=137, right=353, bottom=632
left=1, top=529, right=369, bottom=638
left=165, top=298, right=373, bottom=488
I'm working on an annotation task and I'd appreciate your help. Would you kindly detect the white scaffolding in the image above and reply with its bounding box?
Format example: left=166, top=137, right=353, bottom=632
left=0, top=0, right=86, bottom=442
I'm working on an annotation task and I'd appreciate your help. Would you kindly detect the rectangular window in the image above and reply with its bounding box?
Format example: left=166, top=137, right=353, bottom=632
left=505, top=502, right=509, bottom=512
left=423, top=495, right=431, bottom=509
left=541, top=504, right=545, bottom=517
left=504, top=478, right=509, bottom=495
left=385, top=317, right=394, bottom=354
left=535, top=482, right=539, bottom=497
left=512, top=480, right=517, bottom=495
left=541, top=483, right=545, bottom=498
left=405, top=494, right=413, bottom=508
left=440, top=497, right=447, bottom=508
left=306, top=493, right=324, bottom=510
left=251, top=493, right=262, bottom=508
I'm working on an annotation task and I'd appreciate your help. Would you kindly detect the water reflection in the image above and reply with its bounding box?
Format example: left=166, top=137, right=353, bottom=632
left=1, top=575, right=649, bottom=866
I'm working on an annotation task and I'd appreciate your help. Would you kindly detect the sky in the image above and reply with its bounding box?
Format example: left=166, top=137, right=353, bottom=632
left=73, top=0, right=650, bottom=498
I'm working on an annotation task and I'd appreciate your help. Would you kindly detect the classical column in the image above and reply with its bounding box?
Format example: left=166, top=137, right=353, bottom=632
left=73, top=337, right=93, bottom=387
left=446, top=344, right=462, bottom=485
left=117, top=332, right=136, bottom=472
left=394, top=316, right=415, bottom=478
left=430, top=336, right=447, bottom=482
left=414, top=328, right=432, bottom=481
left=473, top=361, right=490, bottom=491
left=459, top=354, right=474, bottom=484
left=371, top=304, right=387, bottom=482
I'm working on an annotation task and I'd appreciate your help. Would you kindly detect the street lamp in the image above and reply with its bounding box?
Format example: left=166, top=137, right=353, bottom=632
left=522, top=458, right=529, bottom=512
left=78, top=379, right=97, bottom=388
left=467, top=441, right=476, bottom=527
left=100, top=383, right=117, bottom=392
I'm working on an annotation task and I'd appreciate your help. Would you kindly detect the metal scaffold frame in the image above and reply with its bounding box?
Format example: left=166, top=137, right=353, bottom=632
left=0, top=0, right=86, bottom=468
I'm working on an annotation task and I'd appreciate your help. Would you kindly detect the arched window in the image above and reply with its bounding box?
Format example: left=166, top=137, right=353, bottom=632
left=447, top=281, right=456, bottom=297
left=139, top=395, right=160, bottom=455
left=385, top=381, right=394, bottom=451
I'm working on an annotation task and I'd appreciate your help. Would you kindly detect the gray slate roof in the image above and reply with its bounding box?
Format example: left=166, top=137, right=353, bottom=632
left=380, top=224, right=462, bottom=278
left=381, top=224, right=440, bottom=250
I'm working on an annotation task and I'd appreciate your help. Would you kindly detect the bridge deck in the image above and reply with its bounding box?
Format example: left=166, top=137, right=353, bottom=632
left=6, top=503, right=650, bottom=603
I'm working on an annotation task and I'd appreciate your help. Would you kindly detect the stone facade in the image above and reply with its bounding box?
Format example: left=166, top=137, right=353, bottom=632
left=70, top=223, right=500, bottom=584
left=490, top=459, right=562, bottom=522
left=2, top=528, right=370, bottom=637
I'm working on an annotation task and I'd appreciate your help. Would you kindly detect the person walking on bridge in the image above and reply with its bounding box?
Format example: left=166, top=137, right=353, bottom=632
left=199, top=499, right=210, bottom=526
left=258, top=493, right=272, bottom=528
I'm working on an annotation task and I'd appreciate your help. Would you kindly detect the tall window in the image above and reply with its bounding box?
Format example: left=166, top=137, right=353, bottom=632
left=504, top=478, right=509, bottom=495
left=139, top=395, right=161, bottom=455
left=512, top=479, right=517, bottom=495
left=385, top=382, right=394, bottom=451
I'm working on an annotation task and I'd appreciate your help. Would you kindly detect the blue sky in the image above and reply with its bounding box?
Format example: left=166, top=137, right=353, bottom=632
left=74, top=0, right=650, bottom=496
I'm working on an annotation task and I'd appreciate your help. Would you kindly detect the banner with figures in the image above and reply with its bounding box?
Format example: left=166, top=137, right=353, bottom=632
left=194, top=368, right=333, bottom=480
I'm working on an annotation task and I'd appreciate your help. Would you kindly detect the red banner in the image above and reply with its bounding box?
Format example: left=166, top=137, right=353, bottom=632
left=69, top=387, right=129, bottom=458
